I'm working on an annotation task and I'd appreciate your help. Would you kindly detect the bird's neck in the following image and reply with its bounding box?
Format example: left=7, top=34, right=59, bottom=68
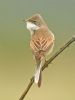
left=26, top=22, right=40, bottom=35
left=30, top=29, right=36, bottom=35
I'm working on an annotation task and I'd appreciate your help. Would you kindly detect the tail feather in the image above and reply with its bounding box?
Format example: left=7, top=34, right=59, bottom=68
left=34, top=60, right=42, bottom=87
left=38, top=70, right=42, bottom=87
left=34, top=66, right=41, bottom=84
left=34, top=57, right=45, bottom=87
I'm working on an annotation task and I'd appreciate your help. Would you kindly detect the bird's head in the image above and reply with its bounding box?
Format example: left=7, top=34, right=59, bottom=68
left=23, top=14, right=46, bottom=32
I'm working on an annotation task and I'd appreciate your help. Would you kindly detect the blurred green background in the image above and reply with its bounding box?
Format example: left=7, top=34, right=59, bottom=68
left=0, top=0, right=75, bottom=100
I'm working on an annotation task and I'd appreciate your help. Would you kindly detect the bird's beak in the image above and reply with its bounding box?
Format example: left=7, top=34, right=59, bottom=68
left=22, top=19, right=27, bottom=23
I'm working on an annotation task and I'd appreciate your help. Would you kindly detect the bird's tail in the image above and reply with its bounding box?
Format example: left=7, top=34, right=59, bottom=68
left=34, top=60, right=42, bottom=87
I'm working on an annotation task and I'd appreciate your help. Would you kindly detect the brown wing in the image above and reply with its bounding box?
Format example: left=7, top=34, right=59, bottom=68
left=30, top=27, right=54, bottom=57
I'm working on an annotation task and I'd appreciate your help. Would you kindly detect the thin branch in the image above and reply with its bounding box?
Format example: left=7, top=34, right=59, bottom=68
left=19, top=36, right=75, bottom=100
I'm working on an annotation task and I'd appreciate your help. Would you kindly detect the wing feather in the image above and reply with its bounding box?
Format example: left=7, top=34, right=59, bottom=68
left=30, top=27, right=54, bottom=55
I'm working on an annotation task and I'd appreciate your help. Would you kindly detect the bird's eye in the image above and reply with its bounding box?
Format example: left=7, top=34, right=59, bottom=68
left=33, top=20, right=37, bottom=24
left=33, top=20, right=36, bottom=22
left=31, top=20, right=36, bottom=23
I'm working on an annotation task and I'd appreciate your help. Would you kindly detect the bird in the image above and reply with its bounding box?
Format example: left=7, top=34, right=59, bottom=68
left=23, top=14, right=55, bottom=87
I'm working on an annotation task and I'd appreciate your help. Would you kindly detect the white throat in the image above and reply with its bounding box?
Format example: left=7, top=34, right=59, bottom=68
left=26, top=22, right=39, bottom=35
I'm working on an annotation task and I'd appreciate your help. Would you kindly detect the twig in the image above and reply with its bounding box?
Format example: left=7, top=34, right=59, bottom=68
left=19, top=36, right=75, bottom=100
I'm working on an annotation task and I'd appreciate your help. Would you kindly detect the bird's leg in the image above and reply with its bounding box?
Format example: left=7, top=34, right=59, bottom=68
left=45, top=58, right=47, bottom=63
left=43, top=54, right=47, bottom=63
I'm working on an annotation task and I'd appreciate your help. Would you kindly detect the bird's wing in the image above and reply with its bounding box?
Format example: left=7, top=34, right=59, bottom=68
left=30, top=28, right=54, bottom=54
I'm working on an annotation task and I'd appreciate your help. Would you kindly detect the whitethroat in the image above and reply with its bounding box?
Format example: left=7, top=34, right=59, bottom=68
left=23, top=14, right=55, bottom=87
